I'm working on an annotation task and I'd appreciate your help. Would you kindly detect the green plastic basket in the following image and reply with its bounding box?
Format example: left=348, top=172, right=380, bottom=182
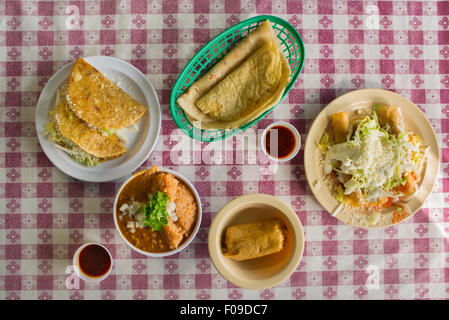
left=170, top=15, right=305, bottom=142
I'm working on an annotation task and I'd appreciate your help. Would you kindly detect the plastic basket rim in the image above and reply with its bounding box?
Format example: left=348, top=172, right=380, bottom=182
left=169, top=14, right=305, bottom=142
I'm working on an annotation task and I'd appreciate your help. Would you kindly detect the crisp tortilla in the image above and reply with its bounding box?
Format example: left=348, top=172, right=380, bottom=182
left=54, top=100, right=127, bottom=159
left=66, top=57, right=147, bottom=130
left=177, top=20, right=291, bottom=130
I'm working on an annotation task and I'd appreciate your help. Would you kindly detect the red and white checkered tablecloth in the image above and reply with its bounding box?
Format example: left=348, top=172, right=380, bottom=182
left=1, top=0, right=448, bottom=300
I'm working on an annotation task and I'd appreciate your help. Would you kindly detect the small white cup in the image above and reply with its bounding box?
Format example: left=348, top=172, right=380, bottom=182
left=72, top=242, right=113, bottom=282
left=260, top=121, right=301, bottom=162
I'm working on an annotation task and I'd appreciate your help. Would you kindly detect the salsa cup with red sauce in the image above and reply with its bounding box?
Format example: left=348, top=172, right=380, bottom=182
left=72, top=242, right=113, bottom=282
left=261, top=121, right=301, bottom=162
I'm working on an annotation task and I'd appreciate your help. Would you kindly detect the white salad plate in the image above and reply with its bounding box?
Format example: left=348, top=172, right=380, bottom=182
left=35, top=56, right=161, bottom=182
left=304, top=89, right=440, bottom=228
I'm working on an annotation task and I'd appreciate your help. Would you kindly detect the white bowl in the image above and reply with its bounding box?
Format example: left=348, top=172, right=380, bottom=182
left=260, top=121, right=301, bottom=162
left=113, top=167, right=202, bottom=258
left=72, top=242, right=113, bottom=282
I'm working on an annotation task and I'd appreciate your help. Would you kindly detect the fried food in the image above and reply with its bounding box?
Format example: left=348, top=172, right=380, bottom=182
left=54, top=100, right=127, bottom=159
left=177, top=20, right=291, bottom=130
left=67, top=57, right=147, bottom=131
left=222, top=218, right=286, bottom=261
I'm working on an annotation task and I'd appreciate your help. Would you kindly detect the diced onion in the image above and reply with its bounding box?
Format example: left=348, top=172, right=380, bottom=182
left=166, top=200, right=178, bottom=222
left=127, top=221, right=135, bottom=229
left=166, top=201, right=176, bottom=212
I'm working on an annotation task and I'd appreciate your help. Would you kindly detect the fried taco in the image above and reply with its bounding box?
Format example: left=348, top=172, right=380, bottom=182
left=66, top=57, right=147, bottom=131
left=45, top=100, right=127, bottom=167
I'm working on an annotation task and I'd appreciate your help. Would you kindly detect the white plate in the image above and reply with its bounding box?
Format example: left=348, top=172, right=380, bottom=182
left=35, top=56, right=161, bottom=182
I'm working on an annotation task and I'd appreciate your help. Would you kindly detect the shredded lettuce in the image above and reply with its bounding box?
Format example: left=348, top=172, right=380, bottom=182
left=98, top=128, right=113, bottom=136
left=317, top=132, right=333, bottom=154
left=65, top=103, right=74, bottom=120
left=323, top=111, right=421, bottom=203
left=99, top=127, right=129, bottom=144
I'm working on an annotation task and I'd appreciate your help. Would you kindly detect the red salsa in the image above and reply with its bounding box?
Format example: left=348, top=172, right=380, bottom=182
left=78, top=244, right=111, bottom=278
left=265, top=125, right=296, bottom=159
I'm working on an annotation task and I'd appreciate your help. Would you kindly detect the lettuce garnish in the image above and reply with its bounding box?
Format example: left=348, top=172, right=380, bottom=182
left=323, top=111, right=421, bottom=202
left=140, top=191, right=170, bottom=232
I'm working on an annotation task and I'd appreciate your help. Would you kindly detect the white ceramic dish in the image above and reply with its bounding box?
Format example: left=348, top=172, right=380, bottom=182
left=113, top=167, right=202, bottom=258
left=35, top=56, right=161, bottom=182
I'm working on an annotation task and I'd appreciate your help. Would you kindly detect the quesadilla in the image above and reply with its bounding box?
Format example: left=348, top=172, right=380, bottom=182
left=177, top=20, right=291, bottom=130
left=45, top=100, right=127, bottom=167
left=66, top=57, right=147, bottom=131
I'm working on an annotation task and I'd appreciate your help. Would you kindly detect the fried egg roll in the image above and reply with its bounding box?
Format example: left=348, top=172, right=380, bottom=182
left=331, top=112, right=350, bottom=143
left=377, top=106, right=405, bottom=135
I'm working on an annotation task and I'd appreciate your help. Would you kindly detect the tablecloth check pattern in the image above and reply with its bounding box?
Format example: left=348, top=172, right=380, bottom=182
left=0, top=0, right=448, bottom=300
